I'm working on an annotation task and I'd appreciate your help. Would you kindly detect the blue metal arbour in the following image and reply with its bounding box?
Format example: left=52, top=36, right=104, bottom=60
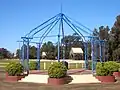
left=25, top=13, right=60, bottom=37
left=18, top=13, right=105, bottom=73
left=37, top=43, right=40, bottom=70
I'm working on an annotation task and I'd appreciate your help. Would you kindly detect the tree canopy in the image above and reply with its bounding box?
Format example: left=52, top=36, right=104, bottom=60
left=0, top=48, right=13, bottom=59
left=108, top=15, right=120, bottom=61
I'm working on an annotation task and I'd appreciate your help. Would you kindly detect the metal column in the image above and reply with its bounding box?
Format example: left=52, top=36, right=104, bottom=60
left=37, top=43, right=40, bottom=70
left=84, top=42, right=88, bottom=69
left=22, top=40, right=25, bottom=70
left=61, top=14, right=65, bottom=60
left=100, top=41, right=103, bottom=62
left=91, top=39, right=95, bottom=74
left=57, top=14, right=62, bottom=62
left=58, top=35, right=60, bottom=62
left=26, top=38, right=29, bottom=71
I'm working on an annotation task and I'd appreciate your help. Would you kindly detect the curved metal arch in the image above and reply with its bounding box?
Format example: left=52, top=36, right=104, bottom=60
left=63, top=17, right=84, bottom=42
left=25, top=13, right=61, bottom=37
left=65, top=15, right=93, bottom=33
left=33, top=35, right=62, bottom=38
left=72, top=24, right=92, bottom=35
left=61, top=14, right=65, bottom=60
left=63, top=18, right=84, bottom=42
left=64, top=15, right=91, bottom=35
left=38, top=18, right=60, bottom=42
left=63, top=15, right=87, bottom=41
left=39, top=18, right=60, bottom=44
left=30, top=16, right=59, bottom=38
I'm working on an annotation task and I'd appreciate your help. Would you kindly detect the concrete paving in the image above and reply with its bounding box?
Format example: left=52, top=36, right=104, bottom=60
left=19, top=73, right=100, bottom=84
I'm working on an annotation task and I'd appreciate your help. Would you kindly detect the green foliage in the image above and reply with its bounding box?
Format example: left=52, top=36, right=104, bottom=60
left=16, top=49, right=20, bottom=58
left=29, top=61, right=38, bottom=70
left=61, top=33, right=83, bottom=59
left=87, top=42, right=91, bottom=59
left=46, top=52, right=55, bottom=60
left=92, top=26, right=110, bottom=61
left=41, top=41, right=56, bottom=59
left=104, top=61, right=119, bottom=75
left=117, top=63, right=120, bottom=71
left=29, top=46, right=37, bottom=59
left=40, top=33, right=83, bottom=60
left=112, top=48, right=120, bottom=61
left=88, top=61, right=92, bottom=70
left=48, top=62, right=67, bottom=78
left=108, top=15, right=120, bottom=61
left=5, top=62, right=23, bottom=76
left=96, top=61, right=119, bottom=76
left=0, top=48, right=13, bottom=59
left=99, top=26, right=109, bottom=40
left=96, top=62, right=109, bottom=76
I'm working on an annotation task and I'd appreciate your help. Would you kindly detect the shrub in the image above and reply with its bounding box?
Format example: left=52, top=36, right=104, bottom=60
left=96, top=62, right=109, bottom=76
left=5, top=62, right=24, bottom=76
left=117, top=63, right=120, bottom=71
left=48, top=62, right=67, bottom=78
left=96, top=61, right=119, bottom=76
left=29, top=62, right=38, bottom=70
left=104, top=61, right=119, bottom=75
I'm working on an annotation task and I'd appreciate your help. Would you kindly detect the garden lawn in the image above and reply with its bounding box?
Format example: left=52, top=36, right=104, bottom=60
left=0, top=59, right=83, bottom=70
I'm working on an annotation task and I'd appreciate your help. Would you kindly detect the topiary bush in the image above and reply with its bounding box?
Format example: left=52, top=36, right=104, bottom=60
left=96, top=62, right=109, bottom=76
left=104, top=61, right=119, bottom=75
left=29, top=61, right=38, bottom=70
left=96, top=61, right=119, bottom=76
left=5, top=62, right=24, bottom=76
left=116, top=62, right=120, bottom=71
left=48, top=62, right=67, bottom=78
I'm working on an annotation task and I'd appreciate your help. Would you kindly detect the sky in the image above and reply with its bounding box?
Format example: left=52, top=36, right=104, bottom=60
left=0, top=0, right=120, bottom=53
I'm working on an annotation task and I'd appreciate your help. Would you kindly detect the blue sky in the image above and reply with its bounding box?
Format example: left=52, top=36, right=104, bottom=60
left=0, top=0, right=120, bottom=53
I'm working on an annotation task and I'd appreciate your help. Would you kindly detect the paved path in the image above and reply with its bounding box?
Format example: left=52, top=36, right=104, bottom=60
left=19, top=69, right=100, bottom=84
left=29, top=69, right=85, bottom=75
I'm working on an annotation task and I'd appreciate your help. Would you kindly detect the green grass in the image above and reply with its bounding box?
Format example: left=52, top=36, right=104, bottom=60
left=68, top=63, right=82, bottom=69
left=0, top=59, right=83, bottom=70
left=45, top=62, right=51, bottom=70
left=40, top=62, right=44, bottom=70
left=0, top=63, right=8, bottom=66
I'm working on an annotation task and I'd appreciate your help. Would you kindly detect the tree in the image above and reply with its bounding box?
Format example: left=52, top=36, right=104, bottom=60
left=93, top=28, right=99, bottom=37
left=89, top=28, right=99, bottom=60
left=99, top=26, right=110, bottom=61
left=108, top=15, right=120, bottom=61
left=41, top=41, right=56, bottom=59
left=20, top=44, right=27, bottom=59
left=16, top=45, right=37, bottom=59
left=87, top=41, right=91, bottom=59
left=0, top=48, right=13, bottom=59
left=61, top=33, right=83, bottom=59
left=91, top=27, right=110, bottom=61
left=29, top=46, right=37, bottom=59
left=112, top=48, right=120, bottom=62
left=99, top=26, right=110, bottom=40
left=16, top=49, right=20, bottom=58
